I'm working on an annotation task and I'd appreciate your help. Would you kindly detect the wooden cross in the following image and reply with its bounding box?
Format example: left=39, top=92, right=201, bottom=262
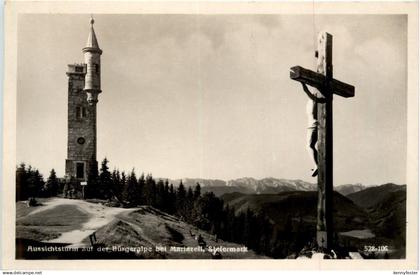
left=289, top=32, right=355, bottom=250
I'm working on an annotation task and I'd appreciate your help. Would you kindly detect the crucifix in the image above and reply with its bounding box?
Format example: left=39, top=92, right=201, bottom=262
left=289, top=32, right=355, bottom=250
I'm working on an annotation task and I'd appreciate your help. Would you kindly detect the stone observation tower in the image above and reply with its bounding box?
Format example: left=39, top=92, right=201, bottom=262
left=65, top=17, right=102, bottom=182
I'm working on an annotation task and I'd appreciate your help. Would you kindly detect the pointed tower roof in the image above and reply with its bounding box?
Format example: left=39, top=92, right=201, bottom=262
left=83, top=16, right=102, bottom=54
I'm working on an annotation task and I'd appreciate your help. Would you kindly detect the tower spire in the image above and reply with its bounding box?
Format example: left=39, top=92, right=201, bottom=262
left=85, top=15, right=101, bottom=51
left=83, top=15, right=102, bottom=105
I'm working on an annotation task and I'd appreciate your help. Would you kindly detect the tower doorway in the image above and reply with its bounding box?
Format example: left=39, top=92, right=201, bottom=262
left=76, top=162, right=85, bottom=179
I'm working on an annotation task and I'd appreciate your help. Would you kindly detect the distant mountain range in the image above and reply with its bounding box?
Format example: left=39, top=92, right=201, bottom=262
left=163, top=177, right=374, bottom=196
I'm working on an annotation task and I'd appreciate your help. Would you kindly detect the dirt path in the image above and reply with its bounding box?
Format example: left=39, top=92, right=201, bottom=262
left=29, top=198, right=134, bottom=245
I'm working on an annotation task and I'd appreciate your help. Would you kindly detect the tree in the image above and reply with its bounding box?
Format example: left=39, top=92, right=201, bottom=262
left=156, top=179, right=165, bottom=209
left=27, top=168, right=44, bottom=198
left=16, top=163, right=27, bottom=201
left=163, top=179, right=170, bottom=212
left=121, top=171, right=127, bottom=185
left=125, top=169, right=138, bottom=206
left=185, top=187, right=194, bottom=222
left=111, top=169, right=123, bottom=201
left=193, top=183, right=201, bottom=200
left=176, top=181, right=186, bottom=214
left=187, top=187, right=194, bottom=202
left=137, top=173, right=145, bottom=205
left=44, top=169, right=59, bottom=197
left=242, top=207, right=253, bottom=247
left=167, top=183, right=176, bottom=214
left=98, top=158, right=112, bottom=199
left=120, top=171, right=127, bottom=201
left=16, top=164, right=45, bottom=200
left=177, top=181, right=186, bottom=200
left=144, top=174, right=156, bottom=206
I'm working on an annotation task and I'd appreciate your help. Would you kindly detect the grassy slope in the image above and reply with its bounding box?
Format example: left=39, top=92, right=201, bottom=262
left=347, top=185, right=406, bottom=242
left=356, top=189, right=406, bottom=255
left=347, top=183, right=406, bottom=208
left=16, top=202, right=90, bottom=241
left=86, top=206, right=265, bottom=259
left=344, top=185, right=406, bottom=258
left=222, top=191, right=369, bottom=232
left=16, top=198, right=265, bottom=259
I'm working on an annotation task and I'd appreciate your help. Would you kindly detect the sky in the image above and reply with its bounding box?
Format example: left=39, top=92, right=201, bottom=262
left=17, top=14, right=407, bottom=186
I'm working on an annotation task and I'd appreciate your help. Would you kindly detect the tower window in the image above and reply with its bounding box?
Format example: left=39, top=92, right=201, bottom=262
left=76, top=106, right=87, bottom=119
left=75, top=66, right=83, bottom=73
left=94, top=64, right=100, bottom=73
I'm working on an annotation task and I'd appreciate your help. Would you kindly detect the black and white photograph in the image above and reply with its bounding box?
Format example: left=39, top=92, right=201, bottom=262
left=2, top=0, right=419, bottom=270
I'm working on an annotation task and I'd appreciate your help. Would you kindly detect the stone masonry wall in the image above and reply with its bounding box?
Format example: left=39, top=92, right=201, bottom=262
left=66, top=65, right=98, bottom=180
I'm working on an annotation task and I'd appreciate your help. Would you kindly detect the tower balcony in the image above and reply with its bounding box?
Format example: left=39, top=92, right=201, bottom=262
left=66, top=64, right=87, bottom=76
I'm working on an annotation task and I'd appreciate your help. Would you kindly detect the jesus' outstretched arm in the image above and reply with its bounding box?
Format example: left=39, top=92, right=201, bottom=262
left=301, top=83, right=327, bottom=103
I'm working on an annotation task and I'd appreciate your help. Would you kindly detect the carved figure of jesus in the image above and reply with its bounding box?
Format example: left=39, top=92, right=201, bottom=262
left=301, top=82, right=326, bottom=177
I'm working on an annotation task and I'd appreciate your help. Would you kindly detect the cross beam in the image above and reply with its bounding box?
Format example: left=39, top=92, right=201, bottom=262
left=290, top=66, right=355, bottom=98
left=289, top=32, right=355, bottom=250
